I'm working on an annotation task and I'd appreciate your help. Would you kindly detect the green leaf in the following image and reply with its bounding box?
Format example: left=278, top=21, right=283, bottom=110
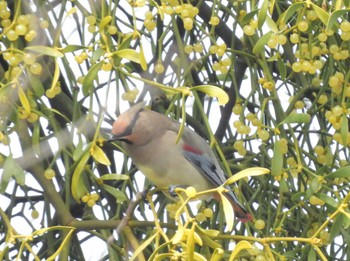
left=327, top=10, right=349, bottom=31
left=253, top=31, right=273, bottom=55
left=82, top=61, right=103, bottom=96
left=228, top=241, right=253, bottom=261
left=225, top=167, right=270, bottom=185
left=341, top=113, right=348, bottom=145
left=327, top=166, right=350, bottom=179
left=279, top=2, right=304, bottom=24
left=28, top=72, right=45, bottom=97
left=277, top=55, right=286, bottom=80
left=329, top=214, right=345, bottom=242
left=258, top=0, right=269, bottom=29
left=0, top=156, right=25, bottom=193
left=101, top=184, right=127, bottom=203
left=73, top=136, right=84, bottom=161
left=311, top=3, right=329, bottom=26
left=314, top=193, right=338, bottom=208
left=271, top=139, right=283, bottom=176
left=100, top=174, right=129, bottom=181
left=241, top=10, right=259, bottom=25
left=278, top=113, right=310, bottom=126
left=90, top=47, right=105, bottom=64
left=307, top=247, right=316, bottom=261
left=71, top=151, right=90, bottom=202
left=191, top=85, right=229, bottom=105
left=25, top=46, right=64, bottom=57
left=62, top=45, right=86, bottom=53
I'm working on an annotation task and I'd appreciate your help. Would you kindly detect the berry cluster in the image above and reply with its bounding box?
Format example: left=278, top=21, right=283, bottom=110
left=82, top=193, right=99, bottom=207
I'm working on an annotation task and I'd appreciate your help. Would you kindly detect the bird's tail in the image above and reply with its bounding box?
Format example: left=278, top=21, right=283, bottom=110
left=224, top=191, right=253, bottom=222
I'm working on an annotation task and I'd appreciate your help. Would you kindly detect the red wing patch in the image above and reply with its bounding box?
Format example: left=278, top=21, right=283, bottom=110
left=182, top=144, right=202, bottom=155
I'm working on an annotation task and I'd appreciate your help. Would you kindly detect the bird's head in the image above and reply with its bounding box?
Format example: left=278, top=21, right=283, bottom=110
left=111, top=102, right=158, bottom=146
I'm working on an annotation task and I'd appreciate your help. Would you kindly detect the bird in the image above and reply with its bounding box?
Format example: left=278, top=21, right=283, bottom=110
left=110, top=102, right=252, bottom=222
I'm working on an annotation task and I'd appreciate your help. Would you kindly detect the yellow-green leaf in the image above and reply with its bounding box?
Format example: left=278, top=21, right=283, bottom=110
left=225, top=167, right=270, bottom=185
left=220, top=193, right=234, bottom=231
left=139, top=43, right=147, bottom=70
left=100, top=173, right=129, bottom=181
left=18, top=86, right=31, bottom=114
left=25, top=46, right=64, bottom=57
left=228, top=240, right=253, bottom=261
left=71, top=151, right=90, bottom=202
left=311, top=3, right=329, bottom=26
left=192, top=252, right=207, bottom=261
left=115, top=49, right=141, bottom=64
left=91, top=145, right=111, bottom=165
left=191, top=85, right=229, bottom=105
left=50, top=58, right=60, bottom=91
left=172, top=228, right=184, bottom=245
left=187, top=226, right=195, bottom=261
left=210, top=248, right=224, bottom=261
left=266, top=15, right=278, bottom=33
left=129, top=232, right=159, bottom=261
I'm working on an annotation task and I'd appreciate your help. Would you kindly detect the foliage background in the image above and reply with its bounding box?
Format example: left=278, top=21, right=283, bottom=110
left=0, top=0, right=350, bottom=260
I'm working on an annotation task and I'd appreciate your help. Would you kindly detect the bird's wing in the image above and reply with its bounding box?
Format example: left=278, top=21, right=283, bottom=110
left=169, top=121, right=227, bottom=187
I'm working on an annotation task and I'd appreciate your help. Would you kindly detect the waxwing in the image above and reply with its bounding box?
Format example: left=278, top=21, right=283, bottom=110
left=111, top=102, right=252, bottom=222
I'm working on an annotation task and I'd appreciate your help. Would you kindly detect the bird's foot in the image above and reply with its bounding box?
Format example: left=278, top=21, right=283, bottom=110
left=168, top=185, right=187, bottom=198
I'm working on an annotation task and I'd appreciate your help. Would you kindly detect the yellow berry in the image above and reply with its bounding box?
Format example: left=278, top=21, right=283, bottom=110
left=86, top=15, right=96, bottom=25
left=87, top=198, right=95, bottom=207
left=193, top=43, right=203, bottom=53
left=44, top=168, right=56, bottom=179
left=210, top=16, right=220, bottom=26
left=186, top=186, right=197, bottom=198
left=243, top=24, right=255, bottom=36
left=184, top=45, right=193, bottom=54
left=314, top=145, right=325, bottom=155
left=290, top=33, right=299, bottom=44
left=203, top=208, right=213, bottom=218
left=254, top=219, right=266, bottom=230
left=107, top=25, right=118, bottom=35
left=154, top=62, right=165, bottom=74
left=232, top=103, right=243, bottom=115
left=196, top=212, right=206, bottom=222
left=297, top=21, right=308, bottom=32
left=30, top=63, right=43, bottom=75
left=31, top=209, right=39, bottom=219
left=6, top=29, right=19, bottom=41
left=258, top=129, right=269, bottom=141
